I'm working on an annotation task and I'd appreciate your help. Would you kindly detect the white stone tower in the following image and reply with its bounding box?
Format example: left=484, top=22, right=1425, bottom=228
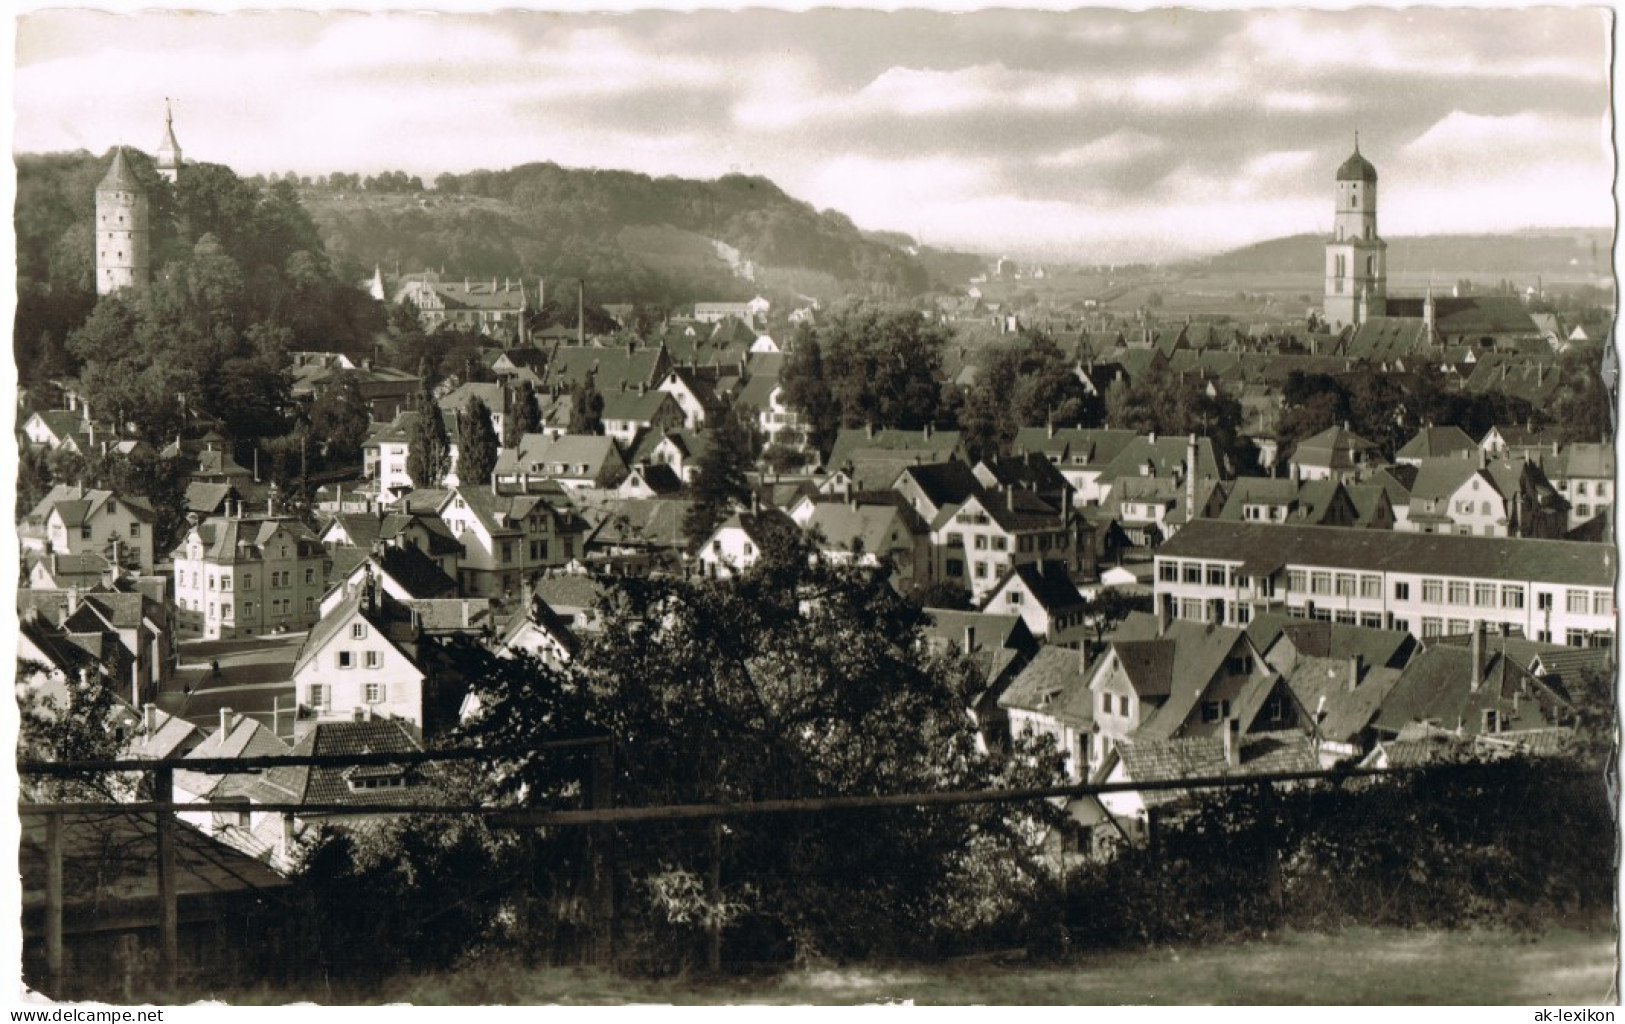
left=95, top=147, right=150, bottom=296
left=155, top=99, right=183, bottom=183
left=1323, top=136, right=1387, bottom=331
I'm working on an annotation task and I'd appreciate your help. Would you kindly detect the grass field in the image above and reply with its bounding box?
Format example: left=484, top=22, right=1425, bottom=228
left=198, top=927, right=1616, bottom=1005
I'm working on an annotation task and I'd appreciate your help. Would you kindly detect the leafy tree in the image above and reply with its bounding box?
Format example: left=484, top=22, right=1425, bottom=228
left=958, top=329, right=1097, bottom=462
left=505, top=380, right=541, bottom=446
left=780, top=331, right=840, bottom=458
left=814, top=304, right=950, bottom=430
left=1084, top=589, right=1155, bottom=648
left=309, top=378, right=372, bottom=465
left=1104, top=363, right=1248, bottom=474
left=406, top=386, right=451, bottom=489
left=569, top=373, right=605, bottom=436
left=457, top=396, right=500, bottom=487
left=457, top=536, right=1067, bottom=962
left=681, top=405, right=756, bottom=549
left=1551, top=348, right=1612, bottom=444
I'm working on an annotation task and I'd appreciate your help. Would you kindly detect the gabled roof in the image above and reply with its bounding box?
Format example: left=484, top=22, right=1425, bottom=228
left=585, top=499, right=694, bottom=552
left=292, top=592, right=415, bottom=679
left=1000, top=645, right=1095, bottom=728
left=1396, top=425, right=1478, bottom=462
left=532, top=573, right=608, bottom=614
left=600, top=388, right=679, bottom=423
left=496, top=433, right=623, bottom=479
left=1115, top=730, right=1319, bottom=809
left=986, top=561, right=1086, bottom=614
left=893, top=461, right=982, bottom=510
left=623, top=464, right=684, bottom=495
left=1105, top=615, right=1256, bottom=740
left=175, top=713, right=290, bottom=801
left=1283, top=655, right=1403, bottom=744
left=319, top=512, right=386, bottom=549
left=1374, top=644, right=1573, bottom=737
left=246, top=718, right=432, bottom=808
left=803, top=501, right=921, bottom=556
left=372, top=543, right=459, bottom=599
left=826, top=428, right=964, bottom=476
left=1247, top=613, right=1415, bottom=671
left=1290, top=424, right=1380, bottom=470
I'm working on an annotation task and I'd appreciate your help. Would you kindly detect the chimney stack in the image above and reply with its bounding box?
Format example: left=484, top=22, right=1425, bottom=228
left=1347, top=653, right=1361, bottom=693
left=964, top=625, right=976, bottom=654
left=219, top=707, right=234, bottom=743
left=1222, top=717, right=1241, bottom=768
left=144, top=702, right=158, bottom=735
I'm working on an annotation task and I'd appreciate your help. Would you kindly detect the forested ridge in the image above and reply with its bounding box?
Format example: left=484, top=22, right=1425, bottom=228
left=312, top=162, right=934, bottom=306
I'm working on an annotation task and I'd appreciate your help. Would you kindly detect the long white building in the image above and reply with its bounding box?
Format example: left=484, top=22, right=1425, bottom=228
left=1153, top=521, right=1614, bottom=649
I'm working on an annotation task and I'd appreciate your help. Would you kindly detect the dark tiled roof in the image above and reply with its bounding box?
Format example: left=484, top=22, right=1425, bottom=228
left=1116, top=730, right=1319, bottom=808
left=1158, top=520, right=1615, bottom=587
left=373, top=544, right=459, bottom=599
left=999, top=645, right=1094, bottom=727
left=247, top=718, right=434, bottom=808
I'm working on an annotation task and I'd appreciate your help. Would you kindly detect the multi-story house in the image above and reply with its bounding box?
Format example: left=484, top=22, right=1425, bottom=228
left=1153, top=520, right=1615, bottom=648
left=1287, top=424, right=1385, bottom=483
left=1400, top=455, right=1567, bottom=538
left=799, top=498, right=932, bottom=589
left=493, top=433, right=628, bottom=491
left=363, top=408, right=465, bottom=497
left=599, top=388, right=686, bottom=449
left=698, top=507, right=796, bottom=579
left=929, top=488, right=1080, bottom=603
left=21, top=485, right=157, bottom=573
left=981, top=561, right=1090, bottom=647
left=171, top=504, right=329, bottom=639
left=438, top=381, right=512, bottom=445
left=59, top=589, right=173, bottom=708
left=433, top=484, right=586, bottom=599
left=1538, top=442, right=1615, bottom=530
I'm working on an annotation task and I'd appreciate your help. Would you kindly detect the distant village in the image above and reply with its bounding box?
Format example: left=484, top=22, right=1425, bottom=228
left=16, top=113, right=1617, bottom=983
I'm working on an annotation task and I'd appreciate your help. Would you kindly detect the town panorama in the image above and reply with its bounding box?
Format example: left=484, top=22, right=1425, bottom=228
left=12, top=8, right=1618, bottom=1005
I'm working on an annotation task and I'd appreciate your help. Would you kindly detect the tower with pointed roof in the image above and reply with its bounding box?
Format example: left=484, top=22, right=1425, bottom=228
left=155, top=99, right=183, bottom=183
left=1323, top=135, right=1387, bottom=331
left=95, top=147, right=150, bottom=295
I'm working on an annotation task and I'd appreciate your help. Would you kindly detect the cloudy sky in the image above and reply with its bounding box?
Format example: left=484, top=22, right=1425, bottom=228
left=12, top=5, right=1616, bottom=262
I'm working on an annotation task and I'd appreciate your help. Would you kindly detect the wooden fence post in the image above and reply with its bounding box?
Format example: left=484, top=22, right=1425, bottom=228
left=707, top=818, right=722, bottom=974
left=587, top=741, right=615, bottom=967
left=154, top=767, right=178, bottom=991
left=45, top=812, right=63, bottom=995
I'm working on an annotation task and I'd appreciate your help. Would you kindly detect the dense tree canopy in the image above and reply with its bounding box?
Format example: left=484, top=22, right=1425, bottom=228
left=780, top=303, right=951, bottom=441
left=454, top=534, right=1066, bottom=963
left=955, top=329, right=1100, bottom=462
left=456, top=396, right=501, bottom=487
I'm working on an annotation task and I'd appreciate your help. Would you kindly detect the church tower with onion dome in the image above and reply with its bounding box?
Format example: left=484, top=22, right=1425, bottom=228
left=1323, top=135, right=1388, bottom=330
left=95, top=147, right=150, bottom=295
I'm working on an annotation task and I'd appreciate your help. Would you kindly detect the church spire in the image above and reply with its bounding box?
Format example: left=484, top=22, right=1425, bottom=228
left=156, top=97, right=183, bottom=183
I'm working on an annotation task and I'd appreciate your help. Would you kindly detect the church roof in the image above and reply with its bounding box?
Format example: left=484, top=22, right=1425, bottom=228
left=1336, top=145, right=1378, bottom=183
left=98, top=147, right=142, bottom=191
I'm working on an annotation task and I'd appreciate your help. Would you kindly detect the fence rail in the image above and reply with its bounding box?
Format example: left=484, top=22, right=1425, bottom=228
left=18, top=742, right=1591, bottom=993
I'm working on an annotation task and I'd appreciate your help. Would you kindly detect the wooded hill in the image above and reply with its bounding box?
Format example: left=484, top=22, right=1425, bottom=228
left=306, top=162, right=936, bottom=306
left=1193, top=229, right=1613, bottom=281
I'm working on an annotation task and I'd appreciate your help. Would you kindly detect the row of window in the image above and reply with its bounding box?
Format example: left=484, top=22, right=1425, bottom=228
left=176, top=596, right=312, bottom=617
left=181, top=568, right=316, bottom=591
left=334, top=649, right=385, bottom=669
left=306, top=681, right=386, bottom=708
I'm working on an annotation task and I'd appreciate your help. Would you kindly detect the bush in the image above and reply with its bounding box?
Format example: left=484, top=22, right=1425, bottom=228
left=1058, top=758, right=1615, bottom=950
